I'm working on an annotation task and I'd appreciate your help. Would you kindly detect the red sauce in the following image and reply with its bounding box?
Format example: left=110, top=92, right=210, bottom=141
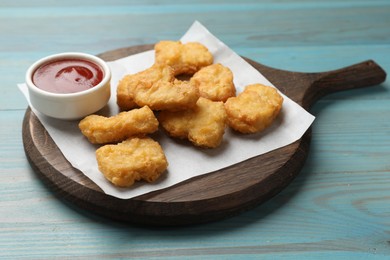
left=32, top=59, right=104, bottom=94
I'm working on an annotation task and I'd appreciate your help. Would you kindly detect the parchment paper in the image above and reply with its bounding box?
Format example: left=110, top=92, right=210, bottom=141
left=18, top=21, right=315, bottom=199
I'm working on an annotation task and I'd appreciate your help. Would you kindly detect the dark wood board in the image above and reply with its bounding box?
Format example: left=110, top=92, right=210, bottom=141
left=22, top=45, right=386, bottom=226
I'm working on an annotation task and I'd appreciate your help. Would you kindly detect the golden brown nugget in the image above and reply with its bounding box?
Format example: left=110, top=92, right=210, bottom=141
left=190, top=63, right=236, bottom=102
left=133, top=79, right=199, bottom=111
left=159, top=97, right=227, bottom=148
left=117, top=64, right=175, bottom=111
left=96, top=137, right=168, bottom=187
left=155, top=41, right=213, bottom=75
left=224, top=84, right=283, bottom=134
left=116, top=74, right=139, bottom=111
left=79, top=106, right=159, bottom=144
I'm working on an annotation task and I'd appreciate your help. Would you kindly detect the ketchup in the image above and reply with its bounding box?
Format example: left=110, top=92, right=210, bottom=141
left=32, top=59, right=104, bottom=94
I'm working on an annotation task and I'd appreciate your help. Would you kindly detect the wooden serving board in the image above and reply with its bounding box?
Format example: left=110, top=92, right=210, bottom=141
left=22, top=45, right=386, bottom=226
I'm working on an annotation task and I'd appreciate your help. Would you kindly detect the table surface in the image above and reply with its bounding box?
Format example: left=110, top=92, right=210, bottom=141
left=1, top=0, right=389, bottom=258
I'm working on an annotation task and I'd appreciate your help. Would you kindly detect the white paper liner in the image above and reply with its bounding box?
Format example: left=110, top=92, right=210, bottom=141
left=18, top=21, right=315, bottom=199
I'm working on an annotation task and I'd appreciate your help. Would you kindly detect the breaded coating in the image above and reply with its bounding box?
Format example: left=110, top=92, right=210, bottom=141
left=96, top=137, right=168, bottom=187
left=116, top=64, right=175, bottom=111
left=190, top=63, right=236, bottom=102
left=133, top=79, right=199, bottom=111
left=116, top=74, right=138, bottom=111
left=79, top=106, right=159, bottom=144
left=117, top=63, right=199, bottom=112
left=117, top=64, right=175, bottom=111
left=159, top=97, right=227, bottom=148
left=155, top=41, right=213, bottom=75
left=224, top=84, right=283, bottom=134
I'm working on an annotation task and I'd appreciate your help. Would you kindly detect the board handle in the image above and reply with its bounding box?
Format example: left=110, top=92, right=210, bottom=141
left=303, top=60, right=387, bottom=108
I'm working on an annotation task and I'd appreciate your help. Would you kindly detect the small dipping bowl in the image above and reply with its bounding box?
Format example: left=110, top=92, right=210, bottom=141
left=25, top=52, right=111, bottom=120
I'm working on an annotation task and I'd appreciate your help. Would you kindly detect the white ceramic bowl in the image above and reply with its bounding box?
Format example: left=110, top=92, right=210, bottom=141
left=25, top=52, right=111, bottom=120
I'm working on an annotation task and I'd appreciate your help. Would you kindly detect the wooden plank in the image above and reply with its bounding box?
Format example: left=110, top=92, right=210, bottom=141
left=1, top=0, right=390, bottom=258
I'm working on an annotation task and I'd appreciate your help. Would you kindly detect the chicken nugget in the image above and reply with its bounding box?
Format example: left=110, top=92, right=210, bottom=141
left=159, top=97, right=227, bottom=148
left=133, top=79, right=199, bottom=111
left=224, top=84, right=283, bottom=134
left=190, top=63, right=236, bottom=102
left=79, top=106, right=159, bottom=144
left=155, top=41, right=213, bottom=75
left=96, top=137, right=168, bottom=187
left=116, top=74, right=138, bottom=111
left=117, top=64, right=175, bottom=111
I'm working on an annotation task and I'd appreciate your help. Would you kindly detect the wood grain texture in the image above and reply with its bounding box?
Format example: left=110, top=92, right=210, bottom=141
left=22, top=44, right=386, bottom=226
left=20, top=51, right=306, bottom=226
left=2, top=0, right=390, bottom=258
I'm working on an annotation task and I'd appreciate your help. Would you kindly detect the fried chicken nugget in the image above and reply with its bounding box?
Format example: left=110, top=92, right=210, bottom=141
left=117, top=64, right=175, bottom=111
left=79, top=106, right=159, bottom=144
left=190, top=63, right=236, bottom=102
left=116, top=74, right=138, bottom=111
left=224, top=84, right=283, bottom=134
left=96, top=137, right=168, bottom=187
left=155, top=41, right=213, bottom=75
left=159, top=97, right=227, bottom=148
left=133, top=79, right=199, bottom=111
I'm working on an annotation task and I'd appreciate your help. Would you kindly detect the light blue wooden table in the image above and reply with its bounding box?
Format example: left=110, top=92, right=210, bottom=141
left=1, top=0, right=389, bottom=258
